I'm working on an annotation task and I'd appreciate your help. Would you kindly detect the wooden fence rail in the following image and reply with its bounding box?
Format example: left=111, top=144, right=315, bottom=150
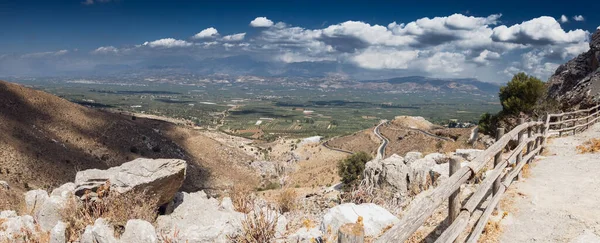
left=374, top=105, right=600, bottom=243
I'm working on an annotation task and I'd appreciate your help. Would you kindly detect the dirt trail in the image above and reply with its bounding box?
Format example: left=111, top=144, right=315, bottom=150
left=500, top=123, right=600, bottom=242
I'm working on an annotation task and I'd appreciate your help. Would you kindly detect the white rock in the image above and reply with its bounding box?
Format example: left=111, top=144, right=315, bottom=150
left=404, top=152, right=423, bottom=164
left=320, top=203, right=399, bottom=237
left=286, top=227, right=322, bottom=243
left=50, top=221, right=67, bottom=243
left=86, top=218, right=117, bottom=243
left=120, top=219, right=157, bottom=243
left=0, top=181, right=9, bottom=190
left=0, top=215, right=36, bottom=240
left=50, top=183, right=75, bottom=198
left=220, top=197, right=235, bottom=212
left=36, top=195, right=68, bottom=231
left=24, top=189, right=48, bottom=214
left=0, top=210, right=17, bottom=219
left=424, top=153, right=449, bottom=164
left=455, top=149, right=483, bottom=161
left=74, top=158, right=187, bottom=206
left=156, top=191, right=244, bottom=243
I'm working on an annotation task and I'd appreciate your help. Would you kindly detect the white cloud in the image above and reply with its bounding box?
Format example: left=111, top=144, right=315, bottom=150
left=250, top=17, right=274, bottom=27
left=193, top=27, right=219, bottom=39
left=560, top=15, right=569, bottom=23
left=422, top=52, right=467, bottom=74
left=222, top=33, right=246, bottom=42
left=91, top=46, right=118, bottom=54
left=473, top=50, right=501, bottom=65
left=278, top=52, right=336, bottom=63
left=142, top=38, right=192, bottom=48
left=21, top=50, right=69, bottom=58
left=492, top=16, right=589, bottom=45
left=351, top=48, right=419, bottom=69
left=573, top=15, right=585, bottom=21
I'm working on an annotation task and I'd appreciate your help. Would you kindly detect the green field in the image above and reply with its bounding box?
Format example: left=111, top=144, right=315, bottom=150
left=15, top=79, right=501, bottom=140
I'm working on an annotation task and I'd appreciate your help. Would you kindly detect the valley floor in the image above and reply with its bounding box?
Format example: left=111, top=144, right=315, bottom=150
left=499, top=123, right=600, bottom=242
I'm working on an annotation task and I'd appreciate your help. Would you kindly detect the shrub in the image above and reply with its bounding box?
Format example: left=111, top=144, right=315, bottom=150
left=228, top=207, right=279, bottom=243
left=61, top=181, right=158, bottom=241
left=276, top=189, right=297, bottom=213
left=337, top=152, right=372, bottom=190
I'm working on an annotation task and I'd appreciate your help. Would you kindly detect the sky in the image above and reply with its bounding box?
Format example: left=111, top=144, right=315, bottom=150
left=0, top=0, right=599, bottom=83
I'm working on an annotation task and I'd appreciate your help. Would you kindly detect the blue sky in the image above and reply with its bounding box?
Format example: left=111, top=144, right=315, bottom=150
left=0, top=0, right=599, bottom=82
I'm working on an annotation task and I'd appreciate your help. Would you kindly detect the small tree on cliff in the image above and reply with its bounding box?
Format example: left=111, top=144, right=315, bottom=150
left=337, top=152, right=372, bottom=190
left=499, top=72, right=546, bottom=116
left=479, top=72, right=547, bottom=135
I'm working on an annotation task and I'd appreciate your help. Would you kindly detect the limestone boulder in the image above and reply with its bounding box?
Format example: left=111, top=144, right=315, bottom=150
left=0, top=214, right=37, bottom=242
left=50, top=221, right=67, bottom=243
left=455, top=149, right=483, bottom=161
left=24, top=189, right=48, bottom=214
left=51, top=183, right=75, bottom=198
left=404, top=152, right=423, bottom=164
left=120, top=219, right=157, bottom=243
left=74, top=158, right=186, bottom=206
left=156, top=191, right=244, bottom=243
left=36, top=195, right=68, bottom=231
left=80, top=218, right=117, bottom=243
left=320, top=203, right=399, bottom=237
left=286, top=227, right=322, bottom=243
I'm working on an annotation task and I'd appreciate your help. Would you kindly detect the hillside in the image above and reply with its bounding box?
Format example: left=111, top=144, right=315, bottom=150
left=0, top=80, right=258, bottom=194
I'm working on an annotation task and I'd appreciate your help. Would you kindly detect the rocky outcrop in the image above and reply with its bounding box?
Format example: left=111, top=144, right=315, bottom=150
left=320, top=203, right=399, bottom=237
left=24, top=189, right=48, bottom=214
left=547, top=30, right=600, bottom=109
left=74, top=158, right=186, bottom=206
left=80, top=218, right=117, bottom=243
left=120, top=219, right=158, bottom=243
left=363, top=152, right=445, bottom=196
left=156, top=191, right=244, bottom=243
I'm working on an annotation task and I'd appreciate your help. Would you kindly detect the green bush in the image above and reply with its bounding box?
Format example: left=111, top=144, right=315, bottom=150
left=499, top=72, right=545, bottom=116
left=337, top=152, right=372, bottom=190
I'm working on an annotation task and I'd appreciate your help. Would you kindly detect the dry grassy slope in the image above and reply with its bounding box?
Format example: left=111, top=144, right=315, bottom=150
left=0, top=80, right=258, bottom=196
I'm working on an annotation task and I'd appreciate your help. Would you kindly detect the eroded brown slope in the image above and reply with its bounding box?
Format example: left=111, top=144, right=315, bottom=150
left=0, top=80, right=258, bottom=194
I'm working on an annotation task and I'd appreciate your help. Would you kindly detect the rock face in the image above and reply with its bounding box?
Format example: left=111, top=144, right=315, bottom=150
left=363, top=153, right=442, bottom=196
left=0, top=211, right=38, bottom=242
left=320, top=203, right=399, bottom=237
left=24, top=189, right=49, bottom=214
left=80, top=218, right=117, bottom=243
left=547, top=30, right=600, bottom=109
left=120, top=219, right=158, bottom=243
left=50, top=221, right=67, bottom=243
left=156, top=191, right=244, bottom=243
left=74, top=158, right=186, bottom=206
left=455, top=149, right=483, bottom=161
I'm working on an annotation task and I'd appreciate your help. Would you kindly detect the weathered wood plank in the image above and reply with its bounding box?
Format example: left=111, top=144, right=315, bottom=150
left=465, top=185, right=507, bottom=243
left=338, top=223, right=365, bottom=243
left=434, top=211, right=470, bottom=243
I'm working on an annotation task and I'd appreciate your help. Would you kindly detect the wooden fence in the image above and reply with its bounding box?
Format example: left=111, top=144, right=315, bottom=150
left=364, top=105, right=600, bottom=243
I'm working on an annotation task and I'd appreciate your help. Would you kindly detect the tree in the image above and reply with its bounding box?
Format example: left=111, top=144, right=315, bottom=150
left=498, top=72, right=545, bottom=116
left=337, top=152, right=373, bottom=190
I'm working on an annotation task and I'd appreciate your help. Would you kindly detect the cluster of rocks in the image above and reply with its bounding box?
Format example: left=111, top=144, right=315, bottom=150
left=0, top=156, right=409, bottom=243
left=547, top=29, right=600, bottom=110
left=363, top=149, right=483, bottom=197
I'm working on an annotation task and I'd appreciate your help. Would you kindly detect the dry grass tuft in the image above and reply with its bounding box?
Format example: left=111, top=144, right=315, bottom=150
left=339, top=185, right=403, bottom=215
left=228, top=207, right=280, bottom=243
left=276, top=188, right=297, bottom=213
left=576, top=138, right=600, bottom=153
left=60, top=181, right=158, bottom=241
left=0, top=187, right=24, bottom=212
left=231, top=185, right=255, bottom=214
left=521, top=164, right=531, bottom=178
left=478, top=220, right=502, bottom=243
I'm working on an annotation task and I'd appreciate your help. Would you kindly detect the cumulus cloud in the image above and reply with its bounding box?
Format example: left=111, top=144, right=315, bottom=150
left=91, top=46, right=119, bottom=54
left=250, top=17, right=274, bottom=27
left=560, top=15, right=569, bottom=23
left=351, top=48, right=419, bottom=69
left=573, top=15, right=585, bottom=21
left=222, top=33, right=246, bottom=42
left=142, top=38, right=192, bottom=48
left=422, top=52, right=467, bottom=74
left=193, top=27, right=219, bottom=39
left=492, top=16, right=589, bottom=45
left=473, top=50, right=501, bottom=65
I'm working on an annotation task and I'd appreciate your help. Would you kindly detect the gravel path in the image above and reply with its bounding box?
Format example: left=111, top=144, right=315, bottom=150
left=500, top=123, right=600, bottom=243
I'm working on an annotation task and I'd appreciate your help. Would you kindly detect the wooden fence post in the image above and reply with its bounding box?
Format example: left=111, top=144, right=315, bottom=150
left=559, top=115, right=563, bottom=137
left=535, top=118, right=541, bottom=153
left=527, top=122, right=533, bottom=160
left=448, top=156, right=461, bottom=224
left=516, top=118, right=525, bottom=181
left=338, top=222, right=364, bottom=243
left=493, top=128, right=505, bottom=201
